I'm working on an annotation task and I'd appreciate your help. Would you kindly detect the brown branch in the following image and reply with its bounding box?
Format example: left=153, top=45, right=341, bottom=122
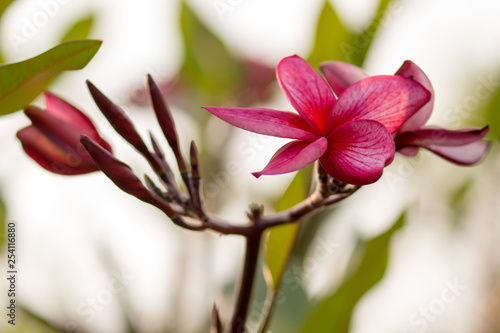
left=155, top=162, right=361, bottom=235
left=229, top=229, right=263, bottom=333
left=89, top=75, right=366, bottom=333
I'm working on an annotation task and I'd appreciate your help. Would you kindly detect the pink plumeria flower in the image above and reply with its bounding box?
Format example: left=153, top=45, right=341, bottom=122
left=17, top=92, right=112, bottom=175
left=321, top=60, right=489, bottom=165
left=204, top=55, right=430, bottom=185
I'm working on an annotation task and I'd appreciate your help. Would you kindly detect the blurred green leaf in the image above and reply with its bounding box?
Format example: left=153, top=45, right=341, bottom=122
left=264, top=166, right=313, bottom=290
left=266, top=270, right=311, bottom=333
left=0, top=0, right=16, bottom=63
left=60, top=15, right=95, bottom=42
left=264, top=223, right=301, bottom=290
left=308, top=1, right=353, bottom=68
left=258, top=166, right=313, bottom=332
left=309, top=0, right=398, bottom=68
left=300, top=211, right=406, bottom=333
left=449, top=179, right=472, bottom=210
left=4, top=306, right=65, bottom=333
left=484, top=84, right=500, bottom=141
left=351, top=0, right=395, bottom=66
left=179, top=1, right=241, bottom=103
left=0, top=39, right=102, bottom=116
left=0, top=0, right=14, bottom=17
left=448, top=179, right=473, bottom=229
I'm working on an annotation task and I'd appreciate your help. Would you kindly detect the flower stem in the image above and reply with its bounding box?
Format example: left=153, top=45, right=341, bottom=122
left=230, top=230, right=263, bottom=333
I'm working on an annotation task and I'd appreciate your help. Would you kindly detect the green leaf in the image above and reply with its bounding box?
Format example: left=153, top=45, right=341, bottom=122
left=0, top=0, right=16, bottom=64
left=309, top=0, right=398, bottom=68
left=484, top=84, right=500, bottom=141
left=0, top=0, right=14, bottom=17
left=308, top=1, right=353, bottom=68
left=351, top=0, right=395, bottom=66
left=60, top=15, right=95, bottom=42
left=179, top=1, right=241, bottom=103
left=264, top=166, right=313, bottom=290
left=301, top=211, right=406, bottom=333
left=448, top=179, right=473, bottom=229
left=264, top=224, right=300, bottom=290
left=0, top=39, right=102, bottom=116
left=266, top=273, right=311, bottom=333
left=12, top=306, right=65, bottom=332
left=257, top=167, right=313, bottom=333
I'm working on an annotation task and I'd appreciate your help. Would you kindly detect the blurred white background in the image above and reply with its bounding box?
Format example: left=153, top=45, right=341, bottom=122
left=1, top=0, right=500, bottom=332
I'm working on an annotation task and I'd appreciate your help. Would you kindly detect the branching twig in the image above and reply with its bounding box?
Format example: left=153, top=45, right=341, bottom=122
left=83, top=76, right=364, bottom=333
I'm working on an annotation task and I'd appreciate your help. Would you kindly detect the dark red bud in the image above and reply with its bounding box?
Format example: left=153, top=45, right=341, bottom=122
left=87, top=80, right=151, bottom=157
left=80, top=135, right=156, bottom=205
left=147, top=74, right=187, bottom=172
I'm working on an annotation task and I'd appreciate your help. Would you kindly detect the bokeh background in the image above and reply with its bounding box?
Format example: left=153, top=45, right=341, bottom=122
left=0, top=0, right=500, bottom=332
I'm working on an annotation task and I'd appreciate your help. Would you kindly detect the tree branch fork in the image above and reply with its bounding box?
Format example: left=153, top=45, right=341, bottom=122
left=81, top=75, right=362, bottom=333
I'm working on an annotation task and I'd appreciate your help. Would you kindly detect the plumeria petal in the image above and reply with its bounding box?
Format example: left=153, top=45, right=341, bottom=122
left=320, top=120, right=395, bottom=185
left=44, top=92, right=111, bottom=151
left=203, top=107, right=318, bottom=140
left=398, top=147, right=419, bottom=157
left=24, top=106, right=94, bottom=165
left=320, top=61, right=368, bottom=96
left=423, top=140, right=490, bottom=165
left=252, top=137, right=328, bottom=178
left=320, top=61, right=435, bottom=132
left=277, top=55, right=335, bottom=134
left=394, top=61, right=435, bottom=133
left=396, top=126, right=489, bottom=148
left=327, top=75, right=431, bottom=134
left=17, top=126, right=97, bottom=175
